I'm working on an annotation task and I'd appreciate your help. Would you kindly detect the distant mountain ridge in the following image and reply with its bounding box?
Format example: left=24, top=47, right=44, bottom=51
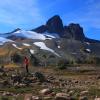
left=32, top=15, right=99, bottom=42
left=0, top=15, right=100, bottom=42
left=32, top=15, right=85, bottom=40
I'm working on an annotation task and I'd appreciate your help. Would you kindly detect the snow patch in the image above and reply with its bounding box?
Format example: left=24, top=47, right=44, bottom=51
left=33, top=42, right=60, bottom=57
left=85, top=48, right=91, bottom=52
left=13, top=30, right=46, bottom=40
left=23, top=43, right=30, bottom=46
left=12, top=44, right=22, bottom=50
left=85, top=42, right=90, bottom=45
left=0, top=37, right=13, bottom=45
left=30, top=49, right=35, bottom=54
left=57, top=46, right=61, bottom=49
left=13, top=30, right=59, bottom=40
left=43, top=32, right=60, bottom=38
left=0, top=30, right=59, bottom=43
left=13, top=30, right=58, bottom=40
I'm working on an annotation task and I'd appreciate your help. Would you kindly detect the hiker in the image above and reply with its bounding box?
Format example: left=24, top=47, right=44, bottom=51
left=24, top=56, right=29, bottom=73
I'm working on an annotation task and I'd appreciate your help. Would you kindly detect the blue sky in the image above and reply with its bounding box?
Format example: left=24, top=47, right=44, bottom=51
left=0, top=0, right=100, bottom=40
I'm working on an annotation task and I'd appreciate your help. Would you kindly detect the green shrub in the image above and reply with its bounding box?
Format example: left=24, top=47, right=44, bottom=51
left=1, top=97, right=8, bottom=100
left=30, top=55, right=39, bottom=66
left=57, top=60, right=67, bottom=70
left=86, top=56, right=100, bottom=65
left=34, top=72, right=45, bottom=82
left=11, top=53, right=22, bottom=63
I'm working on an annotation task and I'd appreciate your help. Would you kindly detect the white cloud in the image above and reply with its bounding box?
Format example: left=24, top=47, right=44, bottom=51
left=0, top=0, right=45, bottom=27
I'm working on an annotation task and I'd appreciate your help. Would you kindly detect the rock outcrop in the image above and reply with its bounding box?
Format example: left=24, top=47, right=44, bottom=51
left=63, top=23, right=85, bottom=41
left=32, top=25, right=47, bottom=33
left=32, top=15, right=64, bottom=36
left=33, top=15, right=85, bottom=41
left=46, top=15, right=64, bottom=36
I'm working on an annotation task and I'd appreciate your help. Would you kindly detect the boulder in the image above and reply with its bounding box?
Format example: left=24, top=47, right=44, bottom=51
left=43, top=96, right=53, bottom=100
left=79, top=96, right=88, bottom=100
left=95, top=97, right=100, bottom=100
left=32, top=96, right=41, bottom=100
left=24, top=93, right=32, bottom=100
left=80, top=91, right=89, bottom=96
left=55, top=93, right=71, bottom=100
left=39, top=88, right=52, bottom=95
left=68, top=90, right=74, bottom=96
left=2, top=91, right=13, bottom=96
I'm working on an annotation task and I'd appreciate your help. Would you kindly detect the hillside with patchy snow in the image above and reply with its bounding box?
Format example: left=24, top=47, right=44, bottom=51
left=0, top=15, right=100, bottom=66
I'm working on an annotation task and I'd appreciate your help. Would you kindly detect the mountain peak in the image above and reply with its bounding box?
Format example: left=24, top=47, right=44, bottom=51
left=32, top=15, right=86, bottom=41
left=32, top=15, right=64, bottom=36
left=11, top=28, right=21, bottom=33
left=63, top=23, right=85, bottom=40
left=48, top=15, right=61, bottom=20
left=46, top=15, right=64, bottom=35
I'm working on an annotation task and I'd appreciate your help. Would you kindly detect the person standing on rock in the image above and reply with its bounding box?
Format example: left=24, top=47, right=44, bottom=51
left=24, top=56, right=29, bottom=74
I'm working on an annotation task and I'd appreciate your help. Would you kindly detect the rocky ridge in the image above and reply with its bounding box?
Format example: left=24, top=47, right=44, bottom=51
left=33, top=15, right=85, bottom=41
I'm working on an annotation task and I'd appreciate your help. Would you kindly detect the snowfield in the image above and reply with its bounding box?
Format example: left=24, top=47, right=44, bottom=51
left=30, top=49, right=35, bottom=54
left=85, top=48, right=91, bottom=52
left=0, top=37, right=13, bottom=45
left=57, top=46, right=61, bottom=48
left=0, top=30, right=59, bottom=46
left=23, top=43, right=31, bottom=46
left=85, top=42, right=90, bottom=45
left=12, top=30, right=58, bottom=40
left=33, top=42, right=60, bottom=57
left=13, top=30, right=46, bottom=40
left=43, top=32, right=60, bottom=39
left=12, top=44, right=22, bottom=50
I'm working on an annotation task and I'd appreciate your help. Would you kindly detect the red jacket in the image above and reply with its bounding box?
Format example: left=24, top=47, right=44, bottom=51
left=24, top=57, right=29, bottom=65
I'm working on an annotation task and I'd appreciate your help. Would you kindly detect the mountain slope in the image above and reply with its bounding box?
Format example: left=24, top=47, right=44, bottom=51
left=0, top=15, right=100, bottom=66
